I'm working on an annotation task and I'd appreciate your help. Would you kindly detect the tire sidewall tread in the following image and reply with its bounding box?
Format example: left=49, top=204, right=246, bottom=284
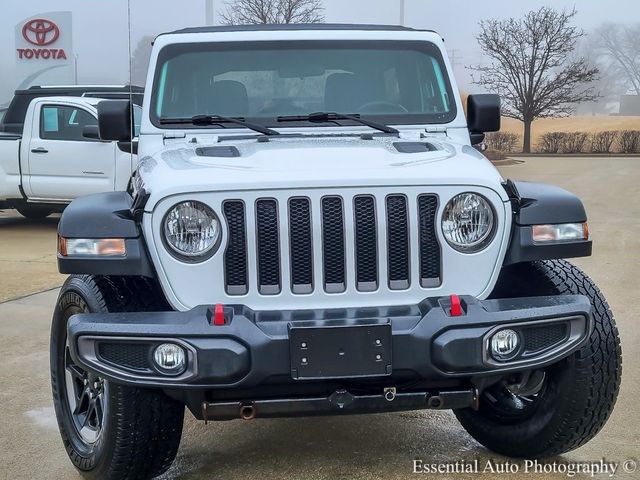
left=50, top=275, right=183, bottom=480
left=456, top=260, right=622, bottom=458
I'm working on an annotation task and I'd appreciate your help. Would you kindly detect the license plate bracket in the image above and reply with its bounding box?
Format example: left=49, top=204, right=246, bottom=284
left=289, top=321, right=392, bottom=380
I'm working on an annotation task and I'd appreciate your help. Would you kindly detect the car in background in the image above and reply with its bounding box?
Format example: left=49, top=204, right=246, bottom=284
left=0, top=96, right=139, bottom=218
left=0, top=84, right=143, bottom=134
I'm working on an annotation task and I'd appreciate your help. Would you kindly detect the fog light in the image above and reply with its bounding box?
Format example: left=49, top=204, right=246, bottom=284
left=490, top=329, right=520, bottom=360
left=153, top=343, right=186, bottom=374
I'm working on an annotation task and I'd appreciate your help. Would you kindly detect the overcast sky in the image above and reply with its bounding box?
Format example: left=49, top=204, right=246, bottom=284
left=1, top=0, right=638, bottom=104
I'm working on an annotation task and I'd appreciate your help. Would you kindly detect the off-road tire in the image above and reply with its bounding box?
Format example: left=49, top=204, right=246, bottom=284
left=455, top=260, right=622, bottom=458
left=51, top=275, right=184, bottom=479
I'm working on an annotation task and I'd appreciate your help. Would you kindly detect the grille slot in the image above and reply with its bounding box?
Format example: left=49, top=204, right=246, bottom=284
left=289, top=198, right=314, bottom=294
left=354, top=196, right=378, bottom=291
left=223, top=201, right=248, bottom=295
left=98, top=343, right=151, bottom=372
left=386, top=195, right=410, bottom=290
left=255, top=199, right=281, bottom=295
left=523, top=323, right=569, bottom=353
left=418, top=195, right=441, bottom=287
left=321, top=196, right=346, bottom=293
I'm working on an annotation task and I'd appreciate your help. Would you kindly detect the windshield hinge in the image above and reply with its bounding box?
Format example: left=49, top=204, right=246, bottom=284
left=424, top=126, right=447, bottom=134
left=163, top=132, right=187, bottom=141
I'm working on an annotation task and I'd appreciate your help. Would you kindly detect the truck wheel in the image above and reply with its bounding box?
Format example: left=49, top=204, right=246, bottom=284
left=455, top=260, right=622, bottom=458
left=50, top=275, right=184, bottom=479
left=16, top=206, right=52, bottom=219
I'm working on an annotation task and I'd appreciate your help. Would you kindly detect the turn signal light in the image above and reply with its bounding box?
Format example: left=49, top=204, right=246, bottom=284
left=58, top=236, right=126, bottom=257
left=532, top=223, right=589, bottom=243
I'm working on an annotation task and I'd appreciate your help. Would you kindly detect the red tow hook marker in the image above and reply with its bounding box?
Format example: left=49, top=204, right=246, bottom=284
left=449, top=294, right=463, bottom=317
left=213, top=304, right=226, bottom=326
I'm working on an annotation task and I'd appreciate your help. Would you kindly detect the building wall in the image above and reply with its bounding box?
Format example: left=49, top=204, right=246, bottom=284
left=619, top=95, right=640, bottom=116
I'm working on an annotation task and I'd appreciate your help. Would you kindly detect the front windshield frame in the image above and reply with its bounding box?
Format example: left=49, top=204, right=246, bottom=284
left=149, top=40, right=458, bottom=130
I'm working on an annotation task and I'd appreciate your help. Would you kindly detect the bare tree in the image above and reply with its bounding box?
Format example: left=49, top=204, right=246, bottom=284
left=469, top=7, right=598, bottom=153
left=575, top=36, right=624, bottom=115
left=595, top=23, right=640, bottom=95
left=220, top=0, right=324, bottom=25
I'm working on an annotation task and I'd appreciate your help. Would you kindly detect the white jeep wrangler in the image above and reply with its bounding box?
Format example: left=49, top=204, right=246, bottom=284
left=51, top=24, right=621, bottom=479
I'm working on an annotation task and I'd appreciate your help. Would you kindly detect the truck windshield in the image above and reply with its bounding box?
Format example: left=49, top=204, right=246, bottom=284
left=151, top=40, right=456, bottom=129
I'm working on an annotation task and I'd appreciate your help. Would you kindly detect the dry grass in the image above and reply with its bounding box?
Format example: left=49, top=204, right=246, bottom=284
left=501, top=116, right=640, bottom=151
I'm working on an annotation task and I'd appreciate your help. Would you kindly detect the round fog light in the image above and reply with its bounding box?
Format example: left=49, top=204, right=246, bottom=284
left=490, top=329, right=520, bottom=360
left=153, top=343, right=186, bottom=374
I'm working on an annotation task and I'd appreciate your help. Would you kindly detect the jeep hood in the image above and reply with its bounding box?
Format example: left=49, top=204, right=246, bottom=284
left=138, top=136, right=508, bottom=206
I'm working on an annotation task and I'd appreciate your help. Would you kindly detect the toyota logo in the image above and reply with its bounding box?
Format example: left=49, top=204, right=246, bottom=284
left=22, top=19, right=60, bottom=46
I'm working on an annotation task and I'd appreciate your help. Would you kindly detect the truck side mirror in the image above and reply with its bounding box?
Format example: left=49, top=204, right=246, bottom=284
left=98, top=100, right=132, bottom=142
left=467, top=94, right=501, bottom=145
left=82, top=125, right=101, bottom=141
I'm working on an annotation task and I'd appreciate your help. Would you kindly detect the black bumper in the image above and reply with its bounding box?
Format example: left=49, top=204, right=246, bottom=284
left=68, top=294, right=591, bottom=390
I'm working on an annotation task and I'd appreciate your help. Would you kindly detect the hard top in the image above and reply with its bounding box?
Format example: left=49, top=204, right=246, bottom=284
left=164, top=23, right=436, bottom=36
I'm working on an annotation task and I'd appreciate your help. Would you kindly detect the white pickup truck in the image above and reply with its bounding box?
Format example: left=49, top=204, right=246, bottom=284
left=0, top=96, right=138, bottom=218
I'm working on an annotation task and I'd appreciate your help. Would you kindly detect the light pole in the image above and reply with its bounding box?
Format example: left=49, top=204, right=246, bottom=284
left=399, top=0, right=405, bottom=26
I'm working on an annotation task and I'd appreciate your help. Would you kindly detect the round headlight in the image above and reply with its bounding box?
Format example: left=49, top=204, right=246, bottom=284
left=163, top=201, right=221, bottom=260
left=442, top=193, right=495, bottom=253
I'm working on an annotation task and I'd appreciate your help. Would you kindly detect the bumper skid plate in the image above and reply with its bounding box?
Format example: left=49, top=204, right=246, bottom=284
left=202, top=388, right=479, bottom=421
left=67, top=294, right=592, bottom=389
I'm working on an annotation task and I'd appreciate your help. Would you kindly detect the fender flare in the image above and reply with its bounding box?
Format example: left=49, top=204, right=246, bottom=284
left=503, top=181, right=592, bottom=265
left=57, top=191, right=154, bottom=277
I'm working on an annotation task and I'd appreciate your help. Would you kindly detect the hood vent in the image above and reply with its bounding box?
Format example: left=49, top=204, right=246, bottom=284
left=394, top=142, right=438, bottom=154
left=195, top=146, right=240, bottom=158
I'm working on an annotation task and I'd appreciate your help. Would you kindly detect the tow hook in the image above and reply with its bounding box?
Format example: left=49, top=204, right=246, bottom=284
left=383, top=387, right=397, bottom=402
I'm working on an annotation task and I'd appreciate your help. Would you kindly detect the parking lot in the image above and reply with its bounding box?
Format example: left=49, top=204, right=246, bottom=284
left=0, top=156, right=638, bottom=479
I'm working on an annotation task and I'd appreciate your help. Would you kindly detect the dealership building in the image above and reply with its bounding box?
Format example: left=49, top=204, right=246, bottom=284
left=13, top=12, right=75, bottom=89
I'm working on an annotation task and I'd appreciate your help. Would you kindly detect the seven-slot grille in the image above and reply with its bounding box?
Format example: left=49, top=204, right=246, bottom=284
left=222, top=194, right=440, bottom=296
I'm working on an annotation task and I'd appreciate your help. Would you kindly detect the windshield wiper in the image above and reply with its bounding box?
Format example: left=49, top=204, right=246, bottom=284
left=159, top=114, right=280, bottom=136
left=277, top=112, right=399, bottom=135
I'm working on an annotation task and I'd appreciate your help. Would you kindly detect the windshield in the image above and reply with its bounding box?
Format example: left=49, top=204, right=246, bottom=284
left=151, top=40, right=456, bottom=128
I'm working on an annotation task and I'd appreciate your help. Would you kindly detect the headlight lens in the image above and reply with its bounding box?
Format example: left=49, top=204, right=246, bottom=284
left=163, top=201, right=221, bottom=260
left=442, top=193, right=495, bottom=252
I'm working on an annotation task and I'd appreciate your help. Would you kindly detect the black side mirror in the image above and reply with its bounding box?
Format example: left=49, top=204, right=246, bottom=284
left=467, top=94, right=501, bottom=145
left=117, top=140, right=139, bottom=155
left=82, top=125, right=101, bottom=140
left=98, top=100, right=132, bottom=142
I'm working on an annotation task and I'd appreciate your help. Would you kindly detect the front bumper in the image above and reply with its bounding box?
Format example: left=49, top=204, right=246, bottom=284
left=68, top=294, right=591, bottom=391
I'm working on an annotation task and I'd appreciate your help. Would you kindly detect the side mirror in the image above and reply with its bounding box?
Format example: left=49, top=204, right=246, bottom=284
left=467, top=94, right=501, bottom=145
left=117, top=140, right=139, bottom=155
left=98, top=100, right=132, bottom=142
left=82, top=125, right=101, bottom=140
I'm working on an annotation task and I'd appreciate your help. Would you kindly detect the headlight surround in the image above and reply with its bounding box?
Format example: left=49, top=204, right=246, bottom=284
left=163, top=201, right=221, bottom=261
left=442, top=193, right=496, bottom=253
